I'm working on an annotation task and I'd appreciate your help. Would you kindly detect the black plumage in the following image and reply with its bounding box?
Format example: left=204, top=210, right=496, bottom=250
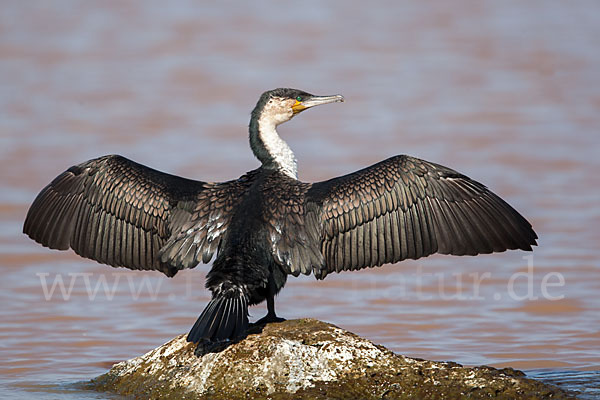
left=23, top=88, right=537, bottom=345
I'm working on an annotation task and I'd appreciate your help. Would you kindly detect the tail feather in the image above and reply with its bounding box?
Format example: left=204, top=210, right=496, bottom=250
left=221, top=299, right=237, bottom=340
left=187, top=293, right=248, bottom=343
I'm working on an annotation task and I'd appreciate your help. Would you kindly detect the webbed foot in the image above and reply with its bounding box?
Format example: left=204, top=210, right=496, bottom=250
left=252, top=314, right=286, bottom=326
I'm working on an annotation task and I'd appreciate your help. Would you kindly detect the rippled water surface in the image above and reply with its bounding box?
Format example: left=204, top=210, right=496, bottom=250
left=1, top=1, right=599, bottom=398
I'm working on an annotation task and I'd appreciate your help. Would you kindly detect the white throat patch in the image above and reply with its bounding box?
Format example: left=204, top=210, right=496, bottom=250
left=250, top=98, right=298, bottom=179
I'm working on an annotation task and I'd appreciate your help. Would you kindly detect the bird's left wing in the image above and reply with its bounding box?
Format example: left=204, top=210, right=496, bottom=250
left=304, top=155, right=537, bottom=279
left=23, top=155, right=255, bottom=277
left=158, top=169, right=260, bottom=269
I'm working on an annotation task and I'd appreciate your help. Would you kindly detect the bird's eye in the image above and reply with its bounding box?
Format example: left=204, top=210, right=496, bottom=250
left=296, top=96, right=302, bottom=102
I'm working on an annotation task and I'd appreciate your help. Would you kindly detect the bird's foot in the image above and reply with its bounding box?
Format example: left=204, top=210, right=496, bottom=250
left=252, top=314, right=286, bottom=326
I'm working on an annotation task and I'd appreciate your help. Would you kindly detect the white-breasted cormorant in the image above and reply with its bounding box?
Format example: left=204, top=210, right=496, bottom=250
left=23, top=88, right=537, bottom=344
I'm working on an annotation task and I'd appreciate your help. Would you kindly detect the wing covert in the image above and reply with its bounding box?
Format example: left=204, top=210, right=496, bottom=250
left=158, top=170, right=260, bottom=269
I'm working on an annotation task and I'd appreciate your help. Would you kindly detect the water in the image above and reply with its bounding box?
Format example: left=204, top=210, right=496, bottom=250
left=1, top=1, right=599, bottom=398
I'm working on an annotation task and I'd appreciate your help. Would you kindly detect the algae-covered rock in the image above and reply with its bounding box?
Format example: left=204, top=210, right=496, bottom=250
left=91, top=319, right=576, bottom=399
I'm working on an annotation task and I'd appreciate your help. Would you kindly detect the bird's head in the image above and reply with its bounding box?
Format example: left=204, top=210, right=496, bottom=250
left=251, top=88, right=344, bottom=127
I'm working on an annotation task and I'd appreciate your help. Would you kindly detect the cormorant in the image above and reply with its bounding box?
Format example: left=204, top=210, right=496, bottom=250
left=23, top=88, right=537, bottom=344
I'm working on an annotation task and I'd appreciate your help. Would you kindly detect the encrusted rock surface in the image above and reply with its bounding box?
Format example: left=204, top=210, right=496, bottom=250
left=90, top=319, right=576, bottom=399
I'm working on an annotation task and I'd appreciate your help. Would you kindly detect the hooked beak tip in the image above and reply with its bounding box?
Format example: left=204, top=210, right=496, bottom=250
left=303, top=94, right=345, bottom=108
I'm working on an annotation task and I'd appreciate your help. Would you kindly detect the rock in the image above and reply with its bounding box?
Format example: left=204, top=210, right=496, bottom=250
left=90, top=319, right=576, bottom=399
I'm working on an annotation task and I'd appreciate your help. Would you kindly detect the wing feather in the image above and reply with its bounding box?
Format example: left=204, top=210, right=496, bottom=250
left=305, top=155, right=537, bottom=279
left=23, top=154, right=252, bottom=277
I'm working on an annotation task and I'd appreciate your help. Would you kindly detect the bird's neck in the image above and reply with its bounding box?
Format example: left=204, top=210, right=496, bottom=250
left=249, top=113, right=298, bottom=179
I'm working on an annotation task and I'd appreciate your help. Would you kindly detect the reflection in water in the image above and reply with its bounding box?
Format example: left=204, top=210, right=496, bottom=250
left=1, top=0, right=599, bottom=398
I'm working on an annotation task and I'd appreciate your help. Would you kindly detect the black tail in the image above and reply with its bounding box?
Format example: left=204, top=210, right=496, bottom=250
left=187, top=292, right=249, bottom=343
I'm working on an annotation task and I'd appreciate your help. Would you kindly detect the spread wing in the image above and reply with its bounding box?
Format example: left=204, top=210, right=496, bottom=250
left=305, top=155, right=538, bottom=279
left=23, top=155, right=253, bottom=277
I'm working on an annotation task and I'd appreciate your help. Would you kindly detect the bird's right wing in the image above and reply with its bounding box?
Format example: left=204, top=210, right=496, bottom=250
left=23, top=155, right=254, bottom=277
left=306, top=155, right=538, bottom=279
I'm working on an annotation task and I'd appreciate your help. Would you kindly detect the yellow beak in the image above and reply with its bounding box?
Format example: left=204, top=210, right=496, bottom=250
left=292, top=94, right=344, bottom=115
